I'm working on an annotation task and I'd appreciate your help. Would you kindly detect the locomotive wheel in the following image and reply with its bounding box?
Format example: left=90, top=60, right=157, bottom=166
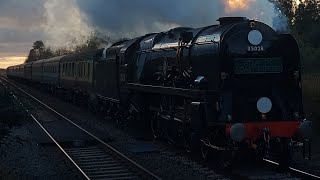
left=212, top=150, right=235, bottom=170
left=200, top=141, right=210, bottom=160
left=184, top=129, right=199, bottom=154
left=278, top=139, right=291, bottom=168
left=150, top=113, right=162, bottom=140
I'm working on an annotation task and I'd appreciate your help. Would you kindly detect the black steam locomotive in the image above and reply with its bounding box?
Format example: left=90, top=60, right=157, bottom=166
left=7, top=17, right=312, bottom=166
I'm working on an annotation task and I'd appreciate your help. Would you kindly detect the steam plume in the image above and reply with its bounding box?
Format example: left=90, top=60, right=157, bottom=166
left=42, top=0, right=93, bottom=49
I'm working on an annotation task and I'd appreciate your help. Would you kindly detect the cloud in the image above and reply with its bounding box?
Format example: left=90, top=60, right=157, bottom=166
left=0, top=0, right=45, bottom=57
left=76, top=0, right=277, bottom=39
left=0, top=56, right=26, bottom=69
left=0, top=0, right=45, bottom=29
left=0, top=0, right=284, bottom=62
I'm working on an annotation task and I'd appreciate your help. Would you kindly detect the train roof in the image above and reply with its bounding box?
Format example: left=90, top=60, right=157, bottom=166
left=42, top=55, right=65, bottom=63
left=32, top=59, right=44, bottom=64
left=61, top=48, right=104, bottom=62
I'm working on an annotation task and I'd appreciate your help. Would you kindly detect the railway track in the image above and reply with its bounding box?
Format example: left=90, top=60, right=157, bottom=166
left=1, top=77, right=320, bottom=180
left=0, top=77, right=161, bottom=180
left=262, top=158, right=320, bottom=179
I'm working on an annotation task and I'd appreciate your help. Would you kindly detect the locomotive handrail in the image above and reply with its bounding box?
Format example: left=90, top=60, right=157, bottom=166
left=124, top=83, right=220, bottom=98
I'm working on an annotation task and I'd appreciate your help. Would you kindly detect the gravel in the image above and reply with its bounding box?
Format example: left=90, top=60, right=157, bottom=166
left=0, top=118, right=82, bottom=179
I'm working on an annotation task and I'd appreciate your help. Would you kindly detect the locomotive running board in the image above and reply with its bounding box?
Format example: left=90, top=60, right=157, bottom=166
left=123, top=83, right=220, bottom=98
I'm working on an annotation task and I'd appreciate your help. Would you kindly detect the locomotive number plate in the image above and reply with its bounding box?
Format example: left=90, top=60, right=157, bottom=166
left=234, top=58, right=282, bottom=74
left=248, top=46, right=264, bottom=52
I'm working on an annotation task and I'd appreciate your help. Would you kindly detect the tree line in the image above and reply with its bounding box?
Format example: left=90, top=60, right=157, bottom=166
left=25, top=32, right=110, bottom=63
left=270, top=0, right=320, bottom=73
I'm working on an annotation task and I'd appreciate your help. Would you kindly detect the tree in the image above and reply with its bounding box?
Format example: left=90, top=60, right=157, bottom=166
left=25, top=41, right=56, bottom=62
left=270, top=0, right=296, bottom=27
left=270, top=0, right=320, bottom=47
left=74, top=32, right=110, bottom=53
left=270, top=0, right=320, bottom=72
left=24, top=31, right=112, bottom=63
left=32, top=40, right=45, bottom=50
left=25, top=49, right=36, bottom=63
left=54, top=48, right=72, bottom=56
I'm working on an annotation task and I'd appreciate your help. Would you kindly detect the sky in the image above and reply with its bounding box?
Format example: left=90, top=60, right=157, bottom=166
left=0, top=0, right=291, bottom=69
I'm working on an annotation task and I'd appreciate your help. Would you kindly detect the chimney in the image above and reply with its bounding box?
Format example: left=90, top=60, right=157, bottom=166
left=217, top=17, right=248, bottom=25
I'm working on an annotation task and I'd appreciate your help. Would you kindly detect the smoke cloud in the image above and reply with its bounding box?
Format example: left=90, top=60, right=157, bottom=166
left=76, top=0, right=283, bottom=40
left=0, top=0, right=289, bottom=60
left=42, top=0, right=93, bottom=50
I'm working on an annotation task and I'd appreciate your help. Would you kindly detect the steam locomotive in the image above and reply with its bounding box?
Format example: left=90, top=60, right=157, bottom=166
left=7, top=17, right=312, bottom=167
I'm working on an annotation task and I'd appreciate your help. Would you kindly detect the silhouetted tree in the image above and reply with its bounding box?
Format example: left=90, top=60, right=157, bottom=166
left=270, top=0, right=320, bottom=47
left=54, top=48, right=72, bottom=56
left=25, top=49, right=36, bottom=63
left=25, top=40, right=48, bottom=62
left=32, top=40, right=45, bottom=50
left=74, top=32, right=110, bottom=53
left=270, top=0, right=320, bottom=72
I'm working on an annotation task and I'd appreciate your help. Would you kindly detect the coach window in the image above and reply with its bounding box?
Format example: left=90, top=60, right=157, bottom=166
left=71, top=63, right=74, bottom=77
left=87, top=63, right=90, bottom=79
left=77, top=64, right=80, bottom=77
left=78, top=63, right=81, bottom=77
left=81, top=63, right=83, bottom=77
left=82, top=63, right=84, bottom=78
left=81, top=63, right=83, bottom=78
left=67, top=63, right=69, bottom=76
left=62, top=64, right=65, bottom=76
left=83, top=63, right=85, bottom=78
left=79, top=63, right=81, bottom=78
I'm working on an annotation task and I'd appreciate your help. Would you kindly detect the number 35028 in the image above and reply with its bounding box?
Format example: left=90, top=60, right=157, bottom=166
left=248, top=46, right=264, bottom=52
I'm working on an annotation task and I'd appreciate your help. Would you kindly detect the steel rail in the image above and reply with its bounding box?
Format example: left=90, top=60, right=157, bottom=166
left=263, top=158, right=320, bottom=179
left=1, top=77, right=161, bottom=180
left=0, top=79, right=90, bottom=179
